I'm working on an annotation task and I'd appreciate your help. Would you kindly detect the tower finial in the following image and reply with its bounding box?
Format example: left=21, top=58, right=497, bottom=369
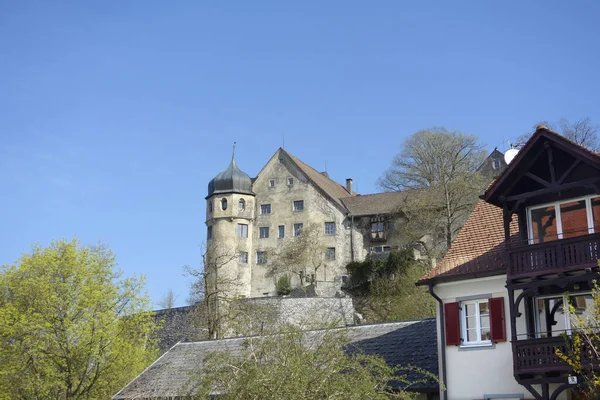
left=232, top=141, right=236, bottom=161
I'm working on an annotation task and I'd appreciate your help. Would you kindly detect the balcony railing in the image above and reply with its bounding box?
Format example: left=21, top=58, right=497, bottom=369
left=508, top=232, right=600, bottom=280
left=513, top=336, right=596, bottom=376
left=514, top=337, right=571, bottom=375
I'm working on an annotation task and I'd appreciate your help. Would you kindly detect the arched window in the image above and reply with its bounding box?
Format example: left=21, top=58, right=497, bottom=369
left=239, top=198, right=246, bottom=210
left=221, top=198, right=228, bottom=211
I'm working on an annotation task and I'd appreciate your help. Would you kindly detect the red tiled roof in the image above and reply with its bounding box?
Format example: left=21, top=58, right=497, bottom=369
left=418, top=200, right=519, bottom=284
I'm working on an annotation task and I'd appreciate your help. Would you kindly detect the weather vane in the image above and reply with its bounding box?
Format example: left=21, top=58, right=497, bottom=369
left=232, top=141, right=236, bottom=160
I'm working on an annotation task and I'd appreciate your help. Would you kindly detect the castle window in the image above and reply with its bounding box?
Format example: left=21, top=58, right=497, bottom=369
left=260, top=204, right=272, bottom=214
left=239, top=252, right=248, bottom=263
left=287, top=177, right=294, bottom=186
left=256, top=251, right=266, bottom=264
left=207, top=226, right=213, bottom=240
left=221, top=198, right=228, bottom=211
left=293, top=223, right=303, bottom=236
left=239, top=199, right=246, bottom=210
left=325, top=247, right=336, bottom=260
left=492, top=159, right=501, bottom=170
left=278, top=225, right=285, bottom=239
left=269, top=179, right=276, bottom=188
left=324, top=222, right=335, bottom=235
left=259, top=227, right=269, bottom=239
left=237, top=224, right=248, bottom=238
left=208, top=202, right=213, bottom=213
left=293, top=200, right=304, bottom=211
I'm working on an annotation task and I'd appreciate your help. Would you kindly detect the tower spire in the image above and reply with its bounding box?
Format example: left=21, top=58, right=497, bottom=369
left=232, top=141, right=236, bottom=161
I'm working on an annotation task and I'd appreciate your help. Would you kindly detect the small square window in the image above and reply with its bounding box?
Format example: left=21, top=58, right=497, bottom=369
left=293, top=200, right=304, bottom=211
left=239, top=252, right=248, bottom=263
left=259, top=227, right=269, bottom=239
left=260, top=204, right=272, bottom=214
left=493, top=159, right=501, bottom=170
left=256, top=251, right=266, bottom=264
left=278, top=225, right=285, bottom=239
left=287, top=177, right=294, bottom=186
left=269, top=179, right=276, bottom=188
left=293, top=223, right=303, bottom=236
left=324, top=222, right=336, bottom=235
left=325, top=247, right=335, bottom=260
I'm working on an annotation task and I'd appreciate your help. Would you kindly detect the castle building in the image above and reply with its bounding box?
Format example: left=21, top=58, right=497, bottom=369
left=205, top=147, right=412, bottom=299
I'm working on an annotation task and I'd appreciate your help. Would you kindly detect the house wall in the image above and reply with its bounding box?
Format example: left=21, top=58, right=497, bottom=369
left=249, top=151, right=352, bottom=297
left=433, top=275, right=569, bottom=400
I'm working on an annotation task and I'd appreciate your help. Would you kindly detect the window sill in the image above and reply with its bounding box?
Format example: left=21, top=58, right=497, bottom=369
left=458, top=342, right=495, bottom=351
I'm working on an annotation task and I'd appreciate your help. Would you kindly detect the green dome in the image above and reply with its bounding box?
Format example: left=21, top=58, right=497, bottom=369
left=207, top=157, right=254, bottom=197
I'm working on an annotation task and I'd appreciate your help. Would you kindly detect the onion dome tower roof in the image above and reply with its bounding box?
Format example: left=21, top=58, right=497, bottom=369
left=207, top=152, right=254, bottom=197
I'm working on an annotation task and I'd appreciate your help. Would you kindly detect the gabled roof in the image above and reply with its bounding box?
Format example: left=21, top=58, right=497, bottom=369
left=112, top=319, right=438, bottom=399
left=279, top=148, right=354, bottom=210
left=417, top=199, right=519, bottom=285
left=341, top=191, right=409, bottom=216
left=484, top=126, right=600, bottom=207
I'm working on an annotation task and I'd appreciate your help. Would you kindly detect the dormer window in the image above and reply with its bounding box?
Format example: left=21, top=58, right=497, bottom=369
left=221, top=198, right=228, bottom=211
left=492, top=159, right=500, bottom=170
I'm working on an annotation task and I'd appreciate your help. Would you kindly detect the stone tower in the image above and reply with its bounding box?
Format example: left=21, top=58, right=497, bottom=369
left=205, top=152, right=255, bottom=299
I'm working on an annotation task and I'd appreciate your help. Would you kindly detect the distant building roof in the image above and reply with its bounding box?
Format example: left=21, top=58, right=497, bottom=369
left=282, top=149, right=353, bottom=210
left=112, top=319, right=438, bottom=399
left=207, top=156, right=254, bottom=198
left=341, top=191, right=409, bottom=216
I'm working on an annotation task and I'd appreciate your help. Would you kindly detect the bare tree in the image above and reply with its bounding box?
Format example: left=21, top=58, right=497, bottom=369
left=378, top=128, right=487, bottom=254
left=515, top=118, right=599, bottom=151
left=184, top=242, right=240, bottom=339
left=157, top=289, right=178, bottom=309
left=266, top=223, right=329, bottom=287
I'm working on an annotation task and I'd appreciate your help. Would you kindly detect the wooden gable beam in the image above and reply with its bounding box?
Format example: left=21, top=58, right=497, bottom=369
left=557, top=159, right=581, bottom=185
left=504, top=176, right=600, bottom=202
left=524, top=172, right=551, bottom=188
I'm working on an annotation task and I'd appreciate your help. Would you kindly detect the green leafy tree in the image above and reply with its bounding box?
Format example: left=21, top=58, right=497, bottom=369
left=0, top=239, right=158, bottom=400
left=378, top=128, right=487, bottom=256
left=195, top=324, right=430, bottom=399
left=346, top=250, right=435, bottom=322
left=555, top=277, right=600, bottom=397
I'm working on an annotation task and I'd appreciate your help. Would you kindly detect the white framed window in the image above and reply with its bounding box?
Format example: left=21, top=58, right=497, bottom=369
left=293, top=200, right=304, bottom=211
left=461, top=299, right=491, bottom=346
left=287, top=177, right=294, bottom=186
left=237, top=224, right=248, bottom=238
left=293, top=223, right=303, bottom=236
left=493, top=159, right=501, bottom=169
left=239, top=252, right=248, bottom=264
left=527, top=194, right=600, bottom=244
left=259, top=227, right=269, bottom=239
left=260, top=204, right=272, bottom=214
left=278, top=225, right=285, bottom=239
left=221, top=198, right=228, bottom=211
left=256, top=251, right=266, bottom=264
left=268, top=179, right=276, bottom=188
left=324, top=222, right=336, bottom=235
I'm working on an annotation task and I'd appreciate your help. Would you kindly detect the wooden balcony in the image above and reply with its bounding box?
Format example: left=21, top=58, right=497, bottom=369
left=513, top=337, right=571, bottom=375
left=508, top=232, right=600, bottom=280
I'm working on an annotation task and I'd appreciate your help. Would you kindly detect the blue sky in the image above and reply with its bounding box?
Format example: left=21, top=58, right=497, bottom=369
left=2, top=1, right=599, bottom=307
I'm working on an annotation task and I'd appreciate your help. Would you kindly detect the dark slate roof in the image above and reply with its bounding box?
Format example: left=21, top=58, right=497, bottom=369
left=207, top=157, right=254, bottom=198
left=112, top=319, right=438, bottom=399
left=341, top=191, right=410, bottom=217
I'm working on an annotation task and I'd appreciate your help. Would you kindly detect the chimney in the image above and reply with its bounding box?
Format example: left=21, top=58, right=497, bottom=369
left=346, top=178, right=353, bottom=194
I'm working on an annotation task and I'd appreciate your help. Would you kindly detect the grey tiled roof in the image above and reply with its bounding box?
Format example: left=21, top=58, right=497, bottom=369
left=341, top=191, right=410, bottom=216
left=113, top=319, right=438, bottom=399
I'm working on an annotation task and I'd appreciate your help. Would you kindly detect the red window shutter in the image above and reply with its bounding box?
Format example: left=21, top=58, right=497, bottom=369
left=489, top=297, right=506, bottom=343
left=444, top=302, right=461, bottom=346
